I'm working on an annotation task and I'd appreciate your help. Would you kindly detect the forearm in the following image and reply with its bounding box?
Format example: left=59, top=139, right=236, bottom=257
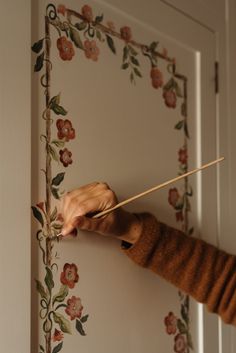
left=123, top=213, right=236, bottom=325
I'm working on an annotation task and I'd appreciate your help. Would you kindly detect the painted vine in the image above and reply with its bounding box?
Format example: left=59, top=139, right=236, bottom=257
left=32, top=3, right=194, bottom=353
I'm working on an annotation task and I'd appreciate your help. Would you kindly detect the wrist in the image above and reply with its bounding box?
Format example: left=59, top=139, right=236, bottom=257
left=118, top=212, right=143, bottom=244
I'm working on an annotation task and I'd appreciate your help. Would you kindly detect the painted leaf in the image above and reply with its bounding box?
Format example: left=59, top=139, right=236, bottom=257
left=149, top=41, right=158, bottom=52
left=121, top=63, right=129, bottom=70
left=39, top=344, right=45, bottom=352
left=80, top=314, right=89, bottom=323
left=175, top=120, right=184, bottom=130
left=34, top=52, right=44, bottom=72
left=106, top=35, right=116, bottom=54
left=49, top=94, right=61, bottom=107
left=188, top=227, right=194, bottom=236
left=35, top=279, right=48, bottom=300
left=52, top=173, right=65, bottom=187
left=128, top=45, right=138, bottom=56
left=51, top=140, right=65, bottom=148
left=181, top=102, right=187, bottom=117
left=163, top=77, right=174, bottom=91
left=44, top=267, right=54, bottom=292
left=69, top=26, right=84, bottom=49
left=51, top=104, right=67, bottom=116
left=48, top=145, right=59, bottom=162
left=31, top=38, right=44, bottom=53
left=133, top=67, right=142, bottom=77
left=187, top=332, right=194, bottom=349
left=130, top=56, right=139, bottom=66
left=175, top=82, right=183, bottom=97
left=181, top=303, right=189, bottom=324
left=75, top=22, right=87, bottom=31
left=177, top=319, right=187, bottom=334
left=95, top=14, right=104, bottom=23
left=184, top=121, right=190, bottom=138
left=76, top=319, right=86, bottom=336
left=31, top=206, right=44, bottom=227
left=53, top=312, right=72, bottom=334
left=50, top=207, right=57, bottom=222
left=52, top=285, right=68, bottom=305
left=96, top=30, right=102, bottom=41
left=52, top=342, right=63, bottom=353
left=51, top=187, right=60, bottom=200
left=52, top=223, right=63, bottom=230
left=123, top=46, right=129, bottom=61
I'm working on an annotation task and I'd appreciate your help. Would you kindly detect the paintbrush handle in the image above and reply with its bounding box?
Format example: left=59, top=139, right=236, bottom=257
left=93, top=157, right=225, bottom=219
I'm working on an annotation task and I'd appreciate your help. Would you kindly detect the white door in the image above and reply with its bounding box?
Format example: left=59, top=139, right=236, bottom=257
left=2, top=1, right=220, bottom=353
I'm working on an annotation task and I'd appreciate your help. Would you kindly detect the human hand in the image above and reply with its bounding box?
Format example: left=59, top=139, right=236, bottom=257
left=60, top=182, right=142, bottom=244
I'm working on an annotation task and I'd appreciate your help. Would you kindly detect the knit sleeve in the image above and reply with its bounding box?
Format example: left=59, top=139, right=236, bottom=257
left=122, top=213, right=236, bottom=326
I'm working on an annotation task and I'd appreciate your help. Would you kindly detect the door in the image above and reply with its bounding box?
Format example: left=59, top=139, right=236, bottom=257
left=30, top=1, right=218, bottom=353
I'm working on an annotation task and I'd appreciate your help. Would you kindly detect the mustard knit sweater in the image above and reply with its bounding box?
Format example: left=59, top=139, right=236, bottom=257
left=123, top=213, right=236, bottom=326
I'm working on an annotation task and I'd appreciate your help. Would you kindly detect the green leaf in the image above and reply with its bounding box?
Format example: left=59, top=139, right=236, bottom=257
left=52, top=285, right=68, bottom=305
left=181, top=102, right=187, bottom=117
left=133, top=67, right=142, bottom=77
left=52, top=342, right=63, bottom=353
left=175, top=120, right=184, bottom=130
left=44, top=267, right=54, bottom=292
left=184, top=121, right=190, bottom=138
left=52, top=223, right=63, bottom=230
left=130, top=56, right=139, bottom=66
left=80, top=314, right=89, bottom=323
left=75, top=22, right=87, bottom=31
left=50, top=207, right=57, bottom=222
left=39, top=344, right=45, bottom=352
left=177, top=319, right=187, bottom=334
left=121, top=62, right=129, bottom=70
left=95, top=14, right=104, bottom=23
left=128, top=45, right=138, bottom=56
left=76, top=319, right=86, bottom=336
left=187, top=332, right=194, bottom=349
left=53, top=312, right=72, bottom=334
left=49, top=94, right=61, bottom=107
left=51, top=104, right=68, bottom=116
left=96, top=30, right=102, bottom=41
left=123, top=46, right=129, bottom=61
left=69, top=26, right=84, bottom=49
left=35, top=279, right=48, bottom=300
left=149, top=41, right=158, bottom=52
left=31, top=38, right=44, bottom=53
left=163, top=77, right=175, bottom=91
left=34, top=52, right=44, bottom=72
left=48, top=145, right=59, bottom=162
left=106, top=35, right=116, bottom=54
left=51, top=140, right=65, bottom=148
left=31, top=206, right=44, bottom=227
left=51, top=187, right=60, bottom=200
left=52, top=172, right=65, bottom=187
left=188, top=227, right=194, bottom=236
left=181, top=303, right=189, bottom=324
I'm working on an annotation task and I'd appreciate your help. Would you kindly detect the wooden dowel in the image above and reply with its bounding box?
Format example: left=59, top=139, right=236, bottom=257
left=93, top=157, right=225, bottom=219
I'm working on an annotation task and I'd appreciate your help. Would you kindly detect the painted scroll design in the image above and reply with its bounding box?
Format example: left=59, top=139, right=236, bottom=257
left=31, top=3, right=194, bottom=353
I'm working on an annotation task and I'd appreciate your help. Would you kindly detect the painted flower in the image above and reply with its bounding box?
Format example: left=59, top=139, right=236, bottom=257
left=164, top=312, right=177, bottom=334
left=120, top=26, right=132, bottom=42
left=59, top=148, right=73, bottom=167
left=150, top=67, right=163, bottom=89
left=176, top=211, right=184, bottom=222
left=84, top=40, right=100, bottom=61
left=65, top=296, right=83, bottom=320
left=168, top=188, right=180, bottom=208
left=163, top=89, right=177, bottom=108
left=56, top=119, right=75, bottom=141
left=57, top=36, right=75, bottom=61
left=57, top=4, right=66, bottom=16
left=52, top=328, right=64, bottom=342
left=60, top=263, right=79, bottom=288
left=178, top=147, right=188, bottom=165
left=107, top=21, right=115, bottom=31
left=82, top=4, right=93, bottom=22
left=174, top=334, right=187, bottom=353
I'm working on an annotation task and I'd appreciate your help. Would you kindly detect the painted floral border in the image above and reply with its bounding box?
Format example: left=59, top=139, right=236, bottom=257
left=32, top=3, right=194, bottom=353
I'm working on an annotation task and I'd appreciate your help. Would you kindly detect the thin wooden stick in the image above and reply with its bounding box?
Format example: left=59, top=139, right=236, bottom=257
left=93, top=157, right=225, bottom=219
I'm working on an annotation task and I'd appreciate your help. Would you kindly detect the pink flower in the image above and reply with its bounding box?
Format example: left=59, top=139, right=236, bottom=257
left=174, top=334, right=187, bottom=353
left=176, top=211, right=184, bottom=222
left=163, top=90, right=177, bottom=108
left=120, top=26, right=132, bottom=42
left=178, top=147, right=188, bottom=165
left=65, top=296, right=83, bottom=320
left=60, top=263, right=79, bottom=288
left=59, top=148, right=72, bottom=167
left=52, top=328, right=63, bottom=342
left=81, top=4, right=93, bottom=22
left=57, top=37, right=75, bottom=61
left=107, top=21, right=115, bottom=31
left=57, top=4, right=66, bottom=16
left=168, top=188, right=180, bottom=208
left=56, top=119, right=75, bottom=141
left=164, top=312, right=177, bottom=335
left=84, top=40, right=100, bottom=61
left=150, top=67, right=163, bottom=89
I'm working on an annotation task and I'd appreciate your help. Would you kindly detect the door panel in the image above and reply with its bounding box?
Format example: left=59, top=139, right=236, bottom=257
left=31, top=1, right=218, bottom=352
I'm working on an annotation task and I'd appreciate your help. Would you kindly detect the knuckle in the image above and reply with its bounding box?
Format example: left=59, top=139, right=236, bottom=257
left=99, top=182, right=110, bottom=190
